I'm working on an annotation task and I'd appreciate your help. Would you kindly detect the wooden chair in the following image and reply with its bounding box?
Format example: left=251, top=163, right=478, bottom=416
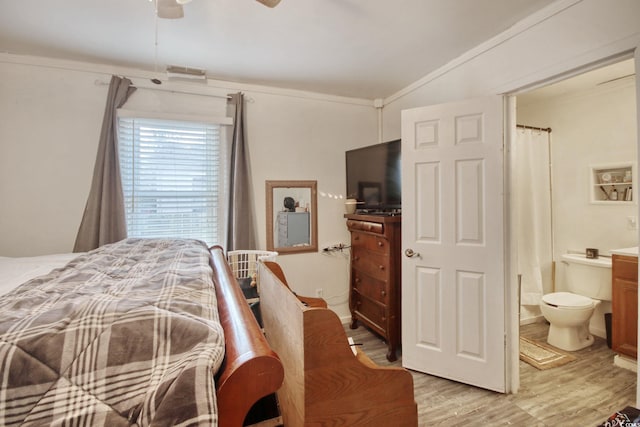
left=262, top=261, right=327, bottom=308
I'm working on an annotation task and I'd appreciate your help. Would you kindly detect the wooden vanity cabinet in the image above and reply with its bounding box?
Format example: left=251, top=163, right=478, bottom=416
left=345, top=213, right=401, bottom=362
left=612, top=254, right=638, bottom=359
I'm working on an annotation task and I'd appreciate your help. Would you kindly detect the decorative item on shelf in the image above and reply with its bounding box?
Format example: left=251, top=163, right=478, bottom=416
left=610, top=188, right=618, bottom=201
left=344, top=198, right=358, bottom=214
left=600, top=172, right=612, bottom=184
left=624, top=186, right=633, bottom=201
left=586, top=248, right=599, bottom=259
left=599, top=186, right=609, bottom=200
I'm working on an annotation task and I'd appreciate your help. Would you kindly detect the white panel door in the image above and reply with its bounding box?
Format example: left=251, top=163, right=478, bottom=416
left=401, top=96, right=505, bottom=392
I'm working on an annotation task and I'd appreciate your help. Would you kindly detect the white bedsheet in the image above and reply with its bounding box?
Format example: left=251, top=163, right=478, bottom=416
left=0, top=253, right=80, bottom=297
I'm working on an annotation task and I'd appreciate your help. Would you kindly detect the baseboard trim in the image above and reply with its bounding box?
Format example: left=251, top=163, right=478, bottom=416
left=614, top=354, right=638, bottom=373
left=520, top=315, right=546, bottom=326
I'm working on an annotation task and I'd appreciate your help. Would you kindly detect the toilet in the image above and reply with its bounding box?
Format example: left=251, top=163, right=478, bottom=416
left=539, top=253, right=612, bottom=351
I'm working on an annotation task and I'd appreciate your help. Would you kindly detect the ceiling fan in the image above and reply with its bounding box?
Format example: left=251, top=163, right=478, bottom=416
left=156, top=0, right=281, bottom=19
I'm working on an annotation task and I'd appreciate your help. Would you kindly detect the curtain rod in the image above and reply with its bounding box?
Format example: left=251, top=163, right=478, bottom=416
left=93, top=79, right=254, bottom=102
left=516, top=124, right=551, bottom=133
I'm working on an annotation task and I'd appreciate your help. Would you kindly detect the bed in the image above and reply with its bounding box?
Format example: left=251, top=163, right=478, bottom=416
left=0, top=238, right=284, bottom=427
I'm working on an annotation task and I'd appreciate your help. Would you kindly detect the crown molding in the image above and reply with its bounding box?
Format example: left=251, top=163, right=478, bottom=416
left=0, top=52, right=375, bottom=107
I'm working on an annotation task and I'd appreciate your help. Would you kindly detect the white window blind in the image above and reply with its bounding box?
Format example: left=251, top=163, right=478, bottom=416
left=118, top=117, right=223, bottom=245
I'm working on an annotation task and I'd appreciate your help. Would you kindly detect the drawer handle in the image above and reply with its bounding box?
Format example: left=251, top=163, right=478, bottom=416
left=381, top=290, right=386, bottom=297
left=354, top=235, right=360, bottom=240
left=377, top=241, right=384, bottom=247
left=378, top=265, right=385, bottom=270
left=353, top=256, right=360, bottom=261
left=355, top=278, right=361, bottom=283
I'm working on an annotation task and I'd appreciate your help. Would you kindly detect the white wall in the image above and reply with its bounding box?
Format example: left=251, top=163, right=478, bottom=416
left=380, top=0, right=640, bottom=140
left=245, top=89, right=377, bottom=316
left=519, top=78, right=637, bottom=262
left=517, top=76, right=637, bottom=331
left=0, top=62, right=104, bottom=255
left=0, top=55, right=377, bottom=318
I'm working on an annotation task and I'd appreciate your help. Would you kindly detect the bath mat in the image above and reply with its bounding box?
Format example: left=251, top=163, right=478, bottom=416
left=519, top=336, right=577, bottom=370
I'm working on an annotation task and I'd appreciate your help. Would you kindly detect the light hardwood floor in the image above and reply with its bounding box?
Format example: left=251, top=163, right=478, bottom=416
left=345, top=321, right=636, bottom=426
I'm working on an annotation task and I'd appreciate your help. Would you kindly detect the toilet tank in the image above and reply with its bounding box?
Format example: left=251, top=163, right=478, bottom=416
left=561, top=253, right=612, bottom=301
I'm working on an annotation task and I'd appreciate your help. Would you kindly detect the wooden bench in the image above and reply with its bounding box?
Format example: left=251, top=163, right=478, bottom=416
left=259, top=260, right=417, bottom=426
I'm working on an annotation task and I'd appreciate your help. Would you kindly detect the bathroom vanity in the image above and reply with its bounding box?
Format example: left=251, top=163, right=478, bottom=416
left=611, top=247, right=638, bottom=361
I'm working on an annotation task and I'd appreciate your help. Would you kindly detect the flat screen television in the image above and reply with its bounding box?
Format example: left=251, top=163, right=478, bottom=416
left=345, top=139, right=401, bottom=213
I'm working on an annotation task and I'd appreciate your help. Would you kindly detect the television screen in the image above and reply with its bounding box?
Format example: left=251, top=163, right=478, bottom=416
left=345, top=139, right=401, bottom=212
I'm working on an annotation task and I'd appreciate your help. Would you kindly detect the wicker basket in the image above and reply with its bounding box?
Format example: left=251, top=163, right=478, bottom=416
left=227, top=250, right=278, bottom=296
left=227, top=250, right=278, bottom=279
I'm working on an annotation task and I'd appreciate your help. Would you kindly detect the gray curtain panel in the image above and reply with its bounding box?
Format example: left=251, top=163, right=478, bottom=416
left=73, top=76, right=136, bottom=252
left=226, top=92, right=257, bottom=250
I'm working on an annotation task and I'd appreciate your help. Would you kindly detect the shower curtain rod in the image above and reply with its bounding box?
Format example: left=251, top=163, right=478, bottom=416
left=516, top=124, right=552, bottom=133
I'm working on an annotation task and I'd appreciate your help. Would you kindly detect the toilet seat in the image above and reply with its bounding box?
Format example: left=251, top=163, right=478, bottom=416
left=542, top=292, right=594, bottom=309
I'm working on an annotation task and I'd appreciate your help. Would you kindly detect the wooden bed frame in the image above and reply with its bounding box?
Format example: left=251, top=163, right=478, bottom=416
left=209, top=246, right=284, bottom=427
left=259, top=260, right=417, bottom=426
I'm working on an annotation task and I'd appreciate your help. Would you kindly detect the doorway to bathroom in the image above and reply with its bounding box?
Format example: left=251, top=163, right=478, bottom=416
left=513, top=56, right=637, bottom=399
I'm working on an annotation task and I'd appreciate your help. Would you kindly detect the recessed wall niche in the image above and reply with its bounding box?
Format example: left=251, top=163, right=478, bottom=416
left=590, top=163, right=636, bottom=204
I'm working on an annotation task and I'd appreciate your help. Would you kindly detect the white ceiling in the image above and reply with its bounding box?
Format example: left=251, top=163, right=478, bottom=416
left=518, top=58, right=636, bottom=106
left=0, top=0, right=559, bottom=99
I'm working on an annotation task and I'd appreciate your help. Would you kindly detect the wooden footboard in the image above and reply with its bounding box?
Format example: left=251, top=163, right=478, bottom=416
left=259, top=260, right=417, bottom=426
left=209, top=246, right=284, bottom=427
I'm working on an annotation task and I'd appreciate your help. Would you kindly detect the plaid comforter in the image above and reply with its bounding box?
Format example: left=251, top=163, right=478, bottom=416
left=0, top=238, right=225, bottom=426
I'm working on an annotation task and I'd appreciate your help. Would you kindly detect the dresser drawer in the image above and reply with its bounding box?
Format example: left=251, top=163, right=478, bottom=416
left=352, top=294, right=386, bottom=331
left=353, top=271, right=388, bottom=304
left=347, top=220, right=384, bottom=234
left=351, top=232, right=390, bottom=255
left=352, top=251, right=389, bottom=281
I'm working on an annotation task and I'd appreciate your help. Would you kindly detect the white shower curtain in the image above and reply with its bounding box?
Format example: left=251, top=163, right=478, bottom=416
left=515, top=127, right=553, bottom=306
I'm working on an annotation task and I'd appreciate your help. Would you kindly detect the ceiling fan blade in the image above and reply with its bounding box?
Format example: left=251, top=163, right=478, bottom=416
left=157, top=0, right=184, bottom=19
left=256, top=0, right=281, bottom=7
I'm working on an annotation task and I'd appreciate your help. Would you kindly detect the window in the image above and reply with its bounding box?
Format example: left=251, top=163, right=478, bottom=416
left=118, top=116, right=225, bottom=245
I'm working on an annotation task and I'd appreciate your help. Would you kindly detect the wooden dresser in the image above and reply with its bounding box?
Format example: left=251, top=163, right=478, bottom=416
left=612, top=254, right=638, bottom=359
left=345, top=213, right=401, bottom=361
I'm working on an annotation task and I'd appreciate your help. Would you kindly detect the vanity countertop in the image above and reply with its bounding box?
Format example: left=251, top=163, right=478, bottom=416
left=610, top=247, right=639, bottom=257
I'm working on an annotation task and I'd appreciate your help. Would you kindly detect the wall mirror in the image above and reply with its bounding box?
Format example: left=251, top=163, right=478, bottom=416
left=266, top=180, right=318, bottom=254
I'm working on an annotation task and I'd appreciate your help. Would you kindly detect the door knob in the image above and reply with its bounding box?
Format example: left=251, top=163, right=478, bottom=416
left=404, top=248, right=420, bottom=258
